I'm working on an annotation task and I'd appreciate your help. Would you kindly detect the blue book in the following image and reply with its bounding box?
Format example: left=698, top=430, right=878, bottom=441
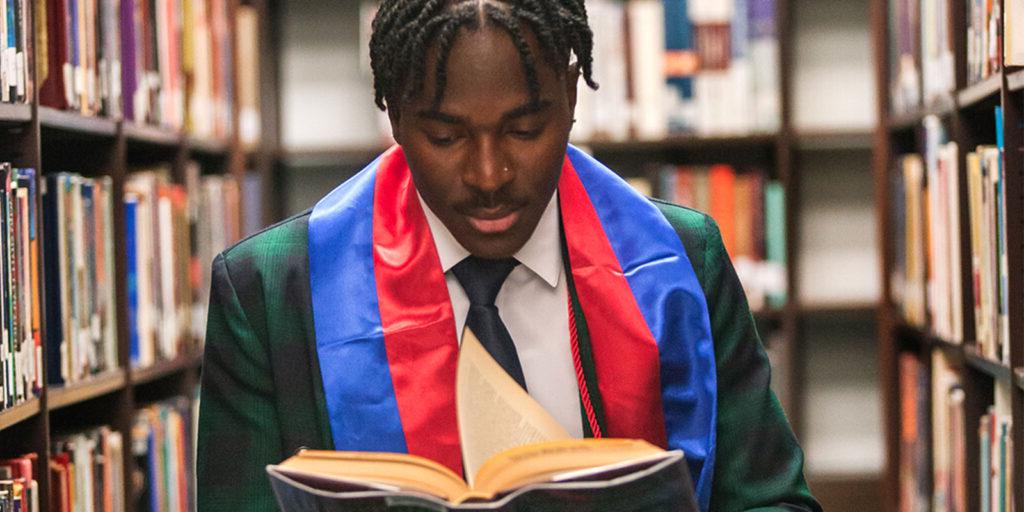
left=42, top=175, right=65, bottom=385
left=126, top=197, right=139, bottom=366
left=663, top=0, right=696, bottom=132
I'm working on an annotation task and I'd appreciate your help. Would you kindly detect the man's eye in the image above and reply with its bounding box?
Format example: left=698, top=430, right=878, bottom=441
left=427, top=134, right=459, bottom=146
left=508, top=128, right=541, bottom=140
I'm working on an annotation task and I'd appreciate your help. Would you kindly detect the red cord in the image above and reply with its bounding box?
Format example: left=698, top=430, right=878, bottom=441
left=568, top=289, right=602, bottom=438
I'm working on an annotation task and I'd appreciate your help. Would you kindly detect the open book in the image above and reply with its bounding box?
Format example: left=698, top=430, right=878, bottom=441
left=267, top=329, right=697, bottom=510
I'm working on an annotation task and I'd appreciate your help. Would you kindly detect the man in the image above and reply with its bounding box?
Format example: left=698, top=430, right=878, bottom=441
left=197, top=1, right=821, bottom=511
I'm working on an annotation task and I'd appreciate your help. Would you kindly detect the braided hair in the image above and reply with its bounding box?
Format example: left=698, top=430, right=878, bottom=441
left=369, top=0, right=599, bottom=113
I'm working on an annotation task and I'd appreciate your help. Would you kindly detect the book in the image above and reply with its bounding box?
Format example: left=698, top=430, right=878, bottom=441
left=268, top=329, right=697, bottom=510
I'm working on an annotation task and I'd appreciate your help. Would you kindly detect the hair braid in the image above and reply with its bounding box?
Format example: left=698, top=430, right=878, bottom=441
left=370, top=0, right=599, bottom=113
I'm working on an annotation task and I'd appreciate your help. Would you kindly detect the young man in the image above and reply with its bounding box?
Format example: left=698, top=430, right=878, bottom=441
left=197, top=1, right=821, bottom=511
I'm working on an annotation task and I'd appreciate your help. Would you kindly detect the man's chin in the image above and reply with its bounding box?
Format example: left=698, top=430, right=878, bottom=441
left=459, top=232, right=528, bottom=260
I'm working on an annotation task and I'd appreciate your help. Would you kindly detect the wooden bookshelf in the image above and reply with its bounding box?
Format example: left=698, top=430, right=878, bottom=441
left=0, top=103, right=32, bottom=124
left=187, top=136, right=231, bottom=157
left=0, top=399, right=40, bottom=431
left=123, top=122, right=181, bottom=148
left=0, top=0, right=277, bottom=509
left=873, top=0, right=1024, bottom=510
left=38, top=107, right=119, bottom=137
left=130, top=351, right=204, bottom=386
left=962, top=345, right=1015, bottom=382
left=956, top=73, right=1003, bottom=109
left=46, top=370, right=128, bottom=411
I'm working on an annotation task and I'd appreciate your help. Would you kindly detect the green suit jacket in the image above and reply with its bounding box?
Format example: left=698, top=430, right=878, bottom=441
left=196, top=200, right=821, bottom=512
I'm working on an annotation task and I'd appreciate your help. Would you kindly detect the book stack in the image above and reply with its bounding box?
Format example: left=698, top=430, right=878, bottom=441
left=655, top=164, right=786, bottom=311
left=888, top=0, right=954, bottom=116
left=49, top=426, right=125, bottom=512
left=891, top=117, right=963, bottom=344
left=132, top=397, right=195, bottom=512
left=0, top=165, right=41, bottom=410
left=0, top=0, right=29, bottom=104
left=897, top=353, right=929, bottom=512
left=965, top=108, right=1009, bottom=365
left=236, top=4, right=261, bottom=149
left=42, top=174, right=118, bottom=387
left=183, top=0, right=235, bottom=140
left=125, top=169, right=192, bottom=368
left=38, top=0, right=237, bottom=137
left=0, top=454, right=39, bottom=512
left=978, top=382, right=1014, bottom=512
left=572, top=0, right=779, bottom=141
left=38, top=0, right=124, bottom=116
left=966, top=0, right=1001, bottom=85
left=184, top=162, right=242, bottom=345
left=931, top=349, right=966, bottom=512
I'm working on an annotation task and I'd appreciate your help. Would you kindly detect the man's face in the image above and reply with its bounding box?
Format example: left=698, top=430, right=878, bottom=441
left=389, top=25, right=578, bottom=260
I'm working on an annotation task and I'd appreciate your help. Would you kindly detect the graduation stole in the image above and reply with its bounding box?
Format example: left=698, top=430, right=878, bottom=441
left=308, top=145, right=717, bottom=508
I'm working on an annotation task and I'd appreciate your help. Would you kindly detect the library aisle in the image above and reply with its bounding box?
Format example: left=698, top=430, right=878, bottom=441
left=1, top=0, right=1022, bottom=510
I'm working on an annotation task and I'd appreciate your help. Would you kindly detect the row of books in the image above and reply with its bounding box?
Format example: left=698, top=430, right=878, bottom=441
left=0, top=0, right=30, bottom=104
left=132, top=397, right=195, bottom=512
left=36, top=0, right=262, bottom=143
left=50, top=425, right=125, bottom=512
left=0, top=453, right=39, bottom=511
left=888, top=0, right=955, bottom=115
left=966, top=0, right=1002, bottom=85
left=0, top=165, right=42, bottom=410
left=573, top=0, right=779, bottom=141
left=33, top=395, right=195, bottom=512
left=900, top=351, right=1015, bottom=512
left=43, top=174, right=118, bottom=387
left=630, top=164, right=786, bottom=312
left=891, top=111, right=1010, bottom=364
left=126, top=167, right=242, bottom=368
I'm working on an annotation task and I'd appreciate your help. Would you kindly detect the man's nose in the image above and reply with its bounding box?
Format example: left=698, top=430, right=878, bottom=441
left=462, top=137, right=513, bottom=193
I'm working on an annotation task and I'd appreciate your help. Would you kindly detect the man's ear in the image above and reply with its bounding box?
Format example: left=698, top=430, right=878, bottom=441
left=387, top=105, right=403, bottom=144
left=565, top=63, right=581, bottom=121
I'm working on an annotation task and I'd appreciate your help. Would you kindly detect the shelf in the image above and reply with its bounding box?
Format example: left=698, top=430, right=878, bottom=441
left=888, top=97, right=955, bottom=131
left=962, top=345, right=1013, bottom=382
left=956, top=74, right=1002, bottom=109
left=279, top=145, right=389, bottom=168
left=794, top=129, right=874, bottom=151
left=39, top=107, right=118, bottom=137
left=581, top=133, right=778, bottom=153
left=131, top=351, right=203, bottom=386
left=47, top=369, right=127, bottom=410
left=1016, top=368, right=1024, bottom=391
left=799, top=301, right=877, bottom=316
left=187, top=136, right=229, bottom=156
left=753, top=308, right=786, bottom=323
left=123, top=122, right=181, bottom=148
left=0, top=102, right=31, bottom=124
left=0, top=399, right=40, bottom=430
left=1008, top=69, right=1024, bottom=92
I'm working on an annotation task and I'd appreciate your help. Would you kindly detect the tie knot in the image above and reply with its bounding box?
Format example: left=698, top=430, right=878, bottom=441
left=452, top=256, right=519, bottom=306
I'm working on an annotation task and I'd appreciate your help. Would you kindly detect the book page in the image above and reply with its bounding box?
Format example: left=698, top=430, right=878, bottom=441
left=457, top=328, right=571, bottom=486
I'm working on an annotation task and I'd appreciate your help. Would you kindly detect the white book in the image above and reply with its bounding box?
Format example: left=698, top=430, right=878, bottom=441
left=628, top=0, right=667, bottom=140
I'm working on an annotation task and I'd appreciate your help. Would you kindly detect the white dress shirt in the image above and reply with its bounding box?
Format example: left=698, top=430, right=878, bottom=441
left=419, top=192, right=583, bottom=438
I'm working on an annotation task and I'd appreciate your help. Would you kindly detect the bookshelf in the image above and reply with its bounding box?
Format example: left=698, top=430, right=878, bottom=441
left=873, top=0, right=1024, bottom=510
left=0, top=0, right=279, bottom=510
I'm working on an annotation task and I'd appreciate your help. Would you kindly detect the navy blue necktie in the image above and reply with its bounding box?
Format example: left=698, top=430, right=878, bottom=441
left=452, top=256, right=528, bottom=390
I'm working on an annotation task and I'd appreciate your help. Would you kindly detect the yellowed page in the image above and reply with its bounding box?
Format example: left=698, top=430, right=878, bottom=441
left=278, top=449, right=468, bottom=500
left=472, top=439, right=666, bottom=496
left=456, top=328, right=571, bottom=486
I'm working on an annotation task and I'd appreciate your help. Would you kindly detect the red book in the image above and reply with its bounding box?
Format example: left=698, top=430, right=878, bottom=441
left=40, top=0, right=70, bottom=108
left=708, top=164, right=737, bottom=257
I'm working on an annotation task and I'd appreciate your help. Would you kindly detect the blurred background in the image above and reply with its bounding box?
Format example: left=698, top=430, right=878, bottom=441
left=5, top=0, right=1024, bottom=510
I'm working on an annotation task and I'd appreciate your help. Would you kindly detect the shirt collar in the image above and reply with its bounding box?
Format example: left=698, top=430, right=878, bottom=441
left=418, top=192, right=562, bottom=288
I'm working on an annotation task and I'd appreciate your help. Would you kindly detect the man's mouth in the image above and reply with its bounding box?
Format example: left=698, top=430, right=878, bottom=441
left=466, top=208, right=521, bottom=234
